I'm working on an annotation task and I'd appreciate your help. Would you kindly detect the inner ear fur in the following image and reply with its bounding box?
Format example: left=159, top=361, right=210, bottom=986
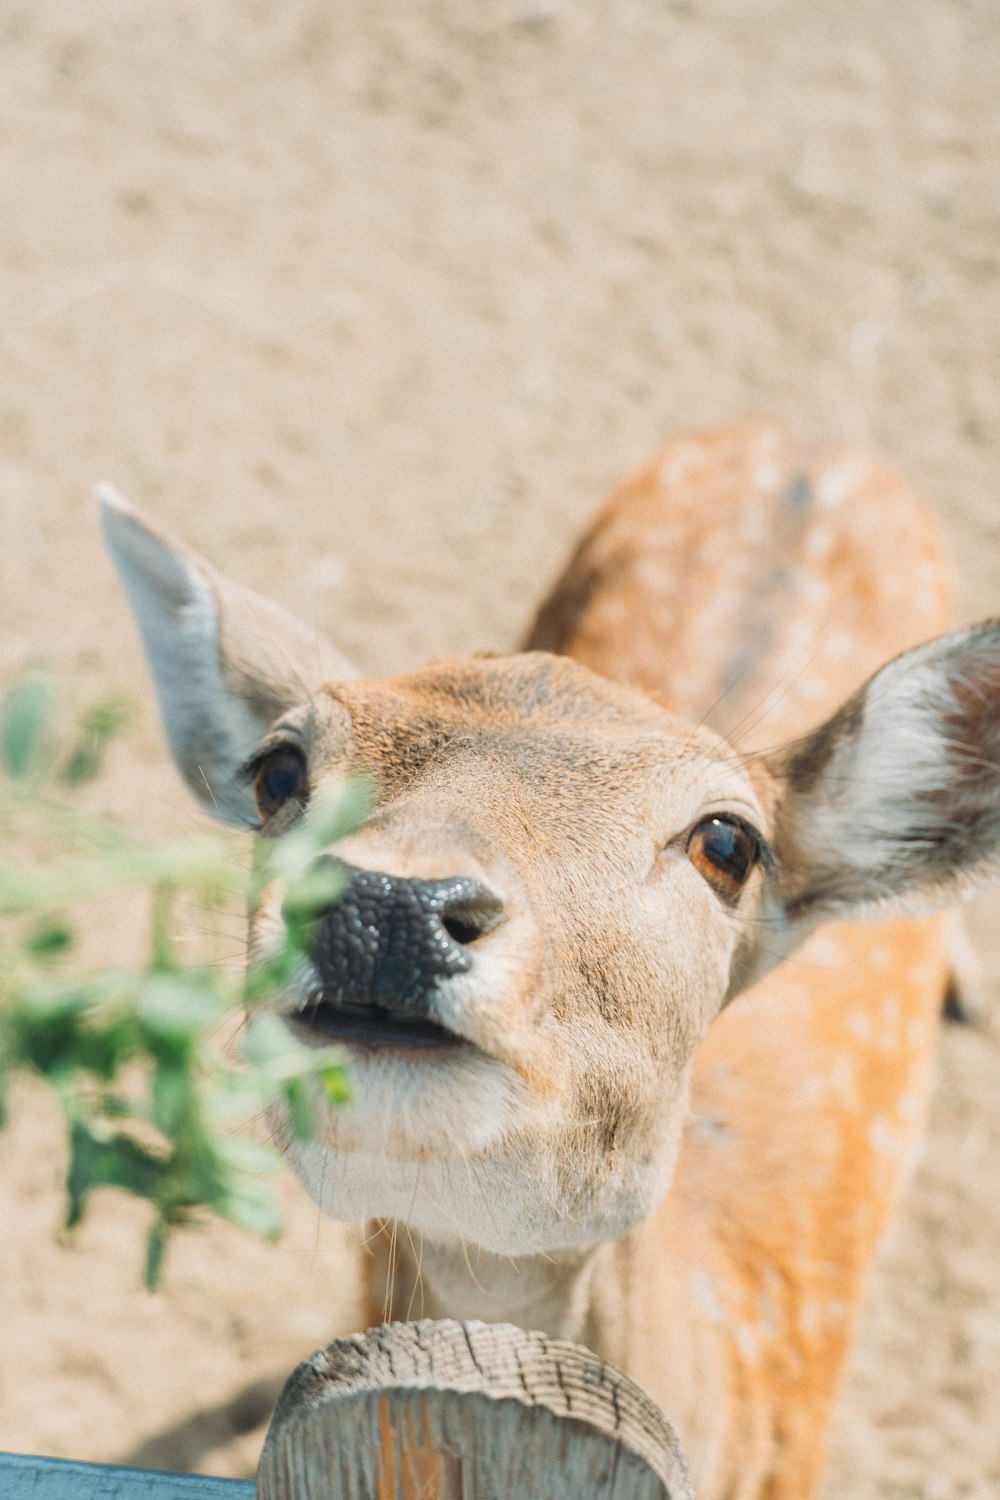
left=764, top=620, right=1000, bottom=924
left=99, top=485, right=356, bottom=826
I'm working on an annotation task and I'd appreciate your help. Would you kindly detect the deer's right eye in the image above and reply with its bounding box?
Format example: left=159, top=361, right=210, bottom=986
left=686, top=815, right=761, bottom=905
left=252, top=746, right=309, bottom=820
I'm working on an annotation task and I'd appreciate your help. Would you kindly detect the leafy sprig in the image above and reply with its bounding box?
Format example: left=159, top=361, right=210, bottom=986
left=0, top=672, right=366, bottom=1287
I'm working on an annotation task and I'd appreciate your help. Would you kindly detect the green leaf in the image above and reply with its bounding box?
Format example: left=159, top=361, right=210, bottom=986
left=137, top=972, right=223, bottom=1046
left=301, top=777, right=374, bottom=850
left=26, top=919, right=74, bottom=960
left=1, top=674, right=57, bottom=779
left=61, top=698, right=134, bottom=787
left=281, top=859, right=347, bottom=941
left=61, top=743, right=102, bottom=787
left=212, top=1133, right=280, bottom=1178
left=215, top=1176, right=284, bottom=1239
left=243, top=945, right=301, bottom=1003
left=240, top=1010, right=301, bottom=1069
left=151, top=1060, right=193, bottom=1137
left=0, top=671, right=361, bottom=1287
left=144, top=1219, right=168, bottom=1291
left=82, top=698, right=134, bottom=741
left=257, top=778, right=374, bottom=890
left=319, top=1064, right=352, bottom=1105
left=241, top=1012, right=345, bottom=1082
left=283, top=1077, right=316, bottom=1140
left=10, top=974, right=142, bottom=1082
left=238, top=1015, right=349, bottom=1132
left=66, top=1120, right=164, bottom=1228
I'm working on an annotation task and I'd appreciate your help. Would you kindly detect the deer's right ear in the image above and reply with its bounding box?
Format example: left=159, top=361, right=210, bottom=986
left=764, top=620, right=1000, bottom=931
left=98, top=485, right=356, bottom=827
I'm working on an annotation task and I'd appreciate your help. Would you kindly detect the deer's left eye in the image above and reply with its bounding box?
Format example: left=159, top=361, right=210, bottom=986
left=686, top=816, right=761, bottom=905
left=252, top=746, right=309, bottom=820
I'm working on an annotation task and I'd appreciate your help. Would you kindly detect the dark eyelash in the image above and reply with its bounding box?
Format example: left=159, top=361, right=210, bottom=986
left=727, top=814, right=779, bottom=879
left=237, top=740, right=304, bottom=786
left=237, top=747, right=271, bottom=786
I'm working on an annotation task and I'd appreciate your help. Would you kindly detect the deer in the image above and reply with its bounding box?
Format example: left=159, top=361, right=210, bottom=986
left=99, top=420, right=1000, bottom=1500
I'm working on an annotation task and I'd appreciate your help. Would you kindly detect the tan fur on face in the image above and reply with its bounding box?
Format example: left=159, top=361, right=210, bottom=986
left=251, top=654, right=764, bottom=1253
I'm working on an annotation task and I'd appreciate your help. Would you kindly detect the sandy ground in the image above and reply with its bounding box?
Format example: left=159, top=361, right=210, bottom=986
left=1, top=3, right=999, bottom=1495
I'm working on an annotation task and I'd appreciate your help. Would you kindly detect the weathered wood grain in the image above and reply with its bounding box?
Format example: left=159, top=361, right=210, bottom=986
left=257, top=1319, right=694, bottom=1500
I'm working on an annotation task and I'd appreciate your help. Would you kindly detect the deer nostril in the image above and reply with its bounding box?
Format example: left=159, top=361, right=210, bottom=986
left=438, top=890, right=506, bottom=947
left=441, top=913, right=483, bottom=946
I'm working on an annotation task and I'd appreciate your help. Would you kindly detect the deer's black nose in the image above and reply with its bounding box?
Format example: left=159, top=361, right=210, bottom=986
left=310, top=863, right=504, bottom=1012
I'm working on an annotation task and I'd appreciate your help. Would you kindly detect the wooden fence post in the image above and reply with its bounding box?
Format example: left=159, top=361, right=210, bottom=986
left=257, top=1318, right=694, bottom=1500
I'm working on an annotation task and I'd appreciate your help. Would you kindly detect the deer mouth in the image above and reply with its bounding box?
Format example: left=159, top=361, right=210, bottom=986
left=290, top=994, right=467, bottom=1051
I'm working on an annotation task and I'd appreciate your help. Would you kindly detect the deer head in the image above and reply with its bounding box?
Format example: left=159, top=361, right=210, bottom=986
left=100, top=487, right=1000, bottom=1259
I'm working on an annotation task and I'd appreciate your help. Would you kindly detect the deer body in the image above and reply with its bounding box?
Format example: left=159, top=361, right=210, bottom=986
left=363, top=424, right=955, bottom=1497
left=102, top=422, right=1000, bottom=1500
left=526, top=423, right=955, bottom=1492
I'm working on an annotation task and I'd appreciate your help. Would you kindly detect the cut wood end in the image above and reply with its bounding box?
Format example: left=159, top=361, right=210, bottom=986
left=257, top=1319, right=694, bottom=1500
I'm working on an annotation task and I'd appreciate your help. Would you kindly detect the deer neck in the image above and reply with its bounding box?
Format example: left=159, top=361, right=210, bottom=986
left=367, top=1214, right=725, bottom=1493
left=368, top=1224, right=638, bottom=1364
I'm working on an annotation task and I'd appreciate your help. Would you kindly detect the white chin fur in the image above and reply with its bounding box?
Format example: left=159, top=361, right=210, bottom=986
left=319, top=1042, right=526, bottom=1158
left=281, top=1052, right=679, bottom=1257
left=278, top=1048, right=577, bottom=1256
left=286, top=1129, right=668, bottom=1259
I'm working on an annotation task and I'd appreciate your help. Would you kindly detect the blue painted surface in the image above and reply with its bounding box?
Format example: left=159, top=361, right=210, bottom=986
left=0, top=1452, right=255, bottom=1499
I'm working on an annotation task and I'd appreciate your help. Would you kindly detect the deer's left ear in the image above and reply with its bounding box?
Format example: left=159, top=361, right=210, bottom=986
left=99, top=485, right=356, bottom=827
left=763, top=621, right=1000, bottom=929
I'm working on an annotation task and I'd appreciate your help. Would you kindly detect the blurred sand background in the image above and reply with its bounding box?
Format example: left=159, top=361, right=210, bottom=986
left=1, top=3, right=999, bottom=1495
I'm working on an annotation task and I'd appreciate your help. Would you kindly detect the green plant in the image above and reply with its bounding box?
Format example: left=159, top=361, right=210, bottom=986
left=0, top=671, right=367, bottom=1288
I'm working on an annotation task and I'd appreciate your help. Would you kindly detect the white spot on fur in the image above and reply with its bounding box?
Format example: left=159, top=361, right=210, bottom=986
left=798, top=1299, right=823, bottom=1338
left=870, top=1117, right=899, bottom=1155
left=690, top=1269, right=727, bottom=1325
left=806, top=526, right=834, bottom=562
left=784, top=615, right=820, bottom=658
left=734, top=1324, right=760, bottom=1360
left=755, top=1292, right=781, bottom=1341
left=808, top=934, right=846, bottom=966
left=882, top=992, right=901, bottom=1020
left=816, top=461, right=865, bottom=510
left=741, top=505, right=767, bottom=546
left=636, top=556, right=671, bottom=592
left=823, top=629, right=855, bottom=661
left=598, top=598, right=628, bottom=627
left=659, top=446, right=699, bottom=486
left=829, top=1056, right=858, bottom=1105
left=799, top=573, right=830, bottom=605
left=754, top=461, right=783, bottom=491
left=847, top=1010, right=873, bottom=1041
